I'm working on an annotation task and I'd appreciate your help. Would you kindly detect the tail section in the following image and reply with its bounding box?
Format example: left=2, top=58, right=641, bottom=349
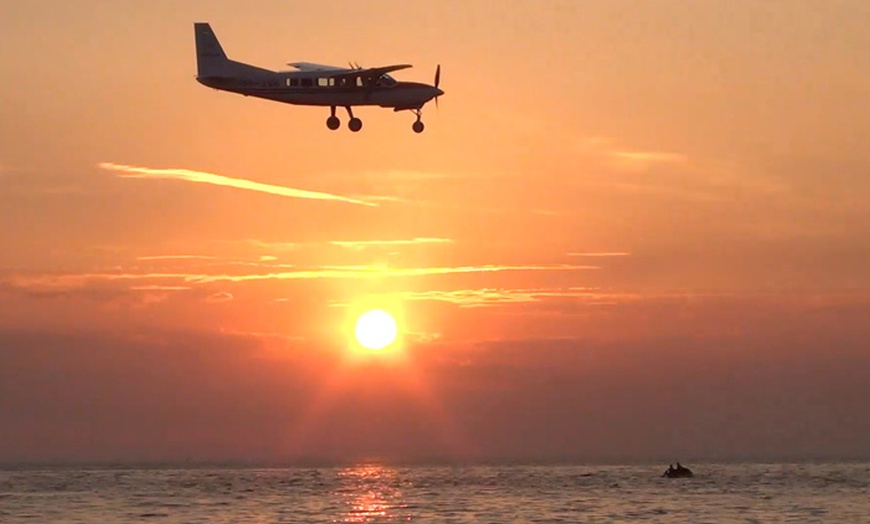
left=194, top=22, right=274, bottom=79
left=194, top=23, right=228, bottom=77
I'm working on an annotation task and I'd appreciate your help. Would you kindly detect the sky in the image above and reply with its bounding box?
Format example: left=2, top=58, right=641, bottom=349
left=1, top=0, right=870, bottom=464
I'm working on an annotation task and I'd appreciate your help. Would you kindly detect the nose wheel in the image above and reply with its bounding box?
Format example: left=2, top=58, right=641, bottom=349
left=411, top=108, right=425, bottom=133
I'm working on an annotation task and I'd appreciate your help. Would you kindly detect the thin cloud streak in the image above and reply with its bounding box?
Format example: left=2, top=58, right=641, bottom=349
left=331, top=238, right=453, bottom=250
left=245, top=240, right=299, bottom=252
left=568, top=252, right=631, bottom=257
left=98, top=162, right=375, bottom=207
left=137, top=255, right=218, bottom=261
left=611, top=151, right=686, bottom=163
left=579, top=137, right=687, bottom=171
left=205, top=292, right=234, bottom=303
left=394, top=287, right=608, bottom=307
left=181, top=263, right=597, bottom=283
left=129, top=285, right=192, bottom=291
left=2, top=264, right=598, bottom=291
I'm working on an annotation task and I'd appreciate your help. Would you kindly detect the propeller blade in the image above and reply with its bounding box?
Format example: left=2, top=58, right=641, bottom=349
left=434, top=64, right=441, bottom=88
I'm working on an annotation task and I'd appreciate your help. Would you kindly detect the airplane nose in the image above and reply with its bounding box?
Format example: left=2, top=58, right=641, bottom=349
left=435, top=87, right=444, bottom=97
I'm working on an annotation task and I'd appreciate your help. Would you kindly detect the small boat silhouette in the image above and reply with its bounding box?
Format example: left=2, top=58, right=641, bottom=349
left=662, top=463, right=693, bottom=478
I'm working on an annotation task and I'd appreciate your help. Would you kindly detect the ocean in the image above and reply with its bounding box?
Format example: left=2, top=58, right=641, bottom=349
left=1, top=462, right=868, bottom=523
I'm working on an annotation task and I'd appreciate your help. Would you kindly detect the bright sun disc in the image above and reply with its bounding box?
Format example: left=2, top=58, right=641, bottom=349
left=354, top=309, right=398, bottom=350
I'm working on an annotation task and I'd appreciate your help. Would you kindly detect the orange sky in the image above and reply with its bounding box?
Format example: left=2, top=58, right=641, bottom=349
left=1, top=0, right=870, bottom=463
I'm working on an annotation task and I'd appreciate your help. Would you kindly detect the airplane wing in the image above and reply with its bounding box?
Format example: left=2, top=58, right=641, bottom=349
left=286, top=62, right=350, bottom=72
left=348, top=64, right=412, bottom=79
left=295, top=64, right=413, bottom=83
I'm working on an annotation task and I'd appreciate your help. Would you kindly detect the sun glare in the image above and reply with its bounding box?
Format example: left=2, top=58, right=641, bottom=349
left=354, top=309, right=398, bottom=350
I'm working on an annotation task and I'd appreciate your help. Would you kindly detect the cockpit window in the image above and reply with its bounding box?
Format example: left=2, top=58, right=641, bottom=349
left=377, top=74, right=397, bottom=87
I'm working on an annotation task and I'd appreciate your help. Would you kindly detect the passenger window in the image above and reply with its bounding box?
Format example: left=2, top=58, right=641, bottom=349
left=301, top=78, right=313, bottom=87
left=290, top=78, right=299, bottom=87
left=317, top=78, right=329, bottom=87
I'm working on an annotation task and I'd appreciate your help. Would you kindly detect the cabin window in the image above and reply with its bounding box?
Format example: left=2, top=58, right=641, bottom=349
left=289, top=78, right=299, bottom=87
left=301, top=78, right=313, bottom=87
left=356, top=76, right=364, bottom=87
left=317, top=77, right=329, bottom=87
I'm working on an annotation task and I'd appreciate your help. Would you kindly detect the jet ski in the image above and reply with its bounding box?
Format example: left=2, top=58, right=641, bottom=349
left=662, top=463, right=693, bottom=478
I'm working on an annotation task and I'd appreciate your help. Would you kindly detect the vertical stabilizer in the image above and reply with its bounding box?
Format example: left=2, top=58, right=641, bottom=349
left=194, top=22, right=229, bottom=77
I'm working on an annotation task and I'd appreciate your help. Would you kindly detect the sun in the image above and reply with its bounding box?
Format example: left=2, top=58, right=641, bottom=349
left=354, top=309, right=398, bottom=350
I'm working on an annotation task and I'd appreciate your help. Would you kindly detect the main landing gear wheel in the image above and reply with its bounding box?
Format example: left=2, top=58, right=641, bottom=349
left=344, top=106, right=362, bottom=132
left=326, top=106, right=340, bottom=130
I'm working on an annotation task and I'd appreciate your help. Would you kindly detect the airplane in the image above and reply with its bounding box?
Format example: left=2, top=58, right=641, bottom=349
left=194, top=22, right=444, bottom=133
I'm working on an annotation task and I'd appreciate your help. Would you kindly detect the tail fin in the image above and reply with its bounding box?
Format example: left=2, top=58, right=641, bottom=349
left=193, top=22, right=274, bottom=79
left=194, top=22, right=229, bottom=77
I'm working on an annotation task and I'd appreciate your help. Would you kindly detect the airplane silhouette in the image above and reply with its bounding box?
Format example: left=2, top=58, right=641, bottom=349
left=194, top=23, right=444, bottom=133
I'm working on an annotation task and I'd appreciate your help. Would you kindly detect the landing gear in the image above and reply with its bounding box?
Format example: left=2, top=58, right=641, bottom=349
left=345, top=106, right=362, bottom=132
left=411, top=108, right=425, bottom=133
left=325, top=106, right=362, bottom=131
left=326, top=106, right=340, bottom=130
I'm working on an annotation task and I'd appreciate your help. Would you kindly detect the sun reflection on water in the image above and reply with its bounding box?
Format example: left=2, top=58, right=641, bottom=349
left=333, top=465, right=412, bottom=523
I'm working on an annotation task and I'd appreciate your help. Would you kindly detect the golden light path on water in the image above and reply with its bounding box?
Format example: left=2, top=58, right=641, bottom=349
left=334, top=465, right=410, bottom=523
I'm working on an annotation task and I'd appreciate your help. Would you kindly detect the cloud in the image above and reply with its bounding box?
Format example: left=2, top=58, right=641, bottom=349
left=129, top=285, right=192, bottom=291
left=350, top=194, right=408, bottom=204
left=568, top=252, right=631, bottom=258
left=205, top=292, right=234, bottom=303
left=245, top=240, right=299, bottom=252
left=392, top=287, right=608, bottom=307
left=330, top=238, right=453, bottom=250
left=327, top=169, right=465, bottom=182
left=178, top=263, right=597, bottom=284
left=1, top=264, right=597, bottom=292
left=0, top=273, right=189, bottom=306
left=610, top=151, right=687, bottom=164
left=579, top=137, right=687, bottom=172
left=98, top=162, right=375, bottom=207
left=137, top=255, right=218, bottom=261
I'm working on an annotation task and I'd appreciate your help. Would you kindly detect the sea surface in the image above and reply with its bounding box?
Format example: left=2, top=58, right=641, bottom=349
left=1, top=462, right=868, bottom=523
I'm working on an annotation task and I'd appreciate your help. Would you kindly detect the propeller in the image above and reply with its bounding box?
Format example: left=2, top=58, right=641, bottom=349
left=434, top=64, right=441, bottom=110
